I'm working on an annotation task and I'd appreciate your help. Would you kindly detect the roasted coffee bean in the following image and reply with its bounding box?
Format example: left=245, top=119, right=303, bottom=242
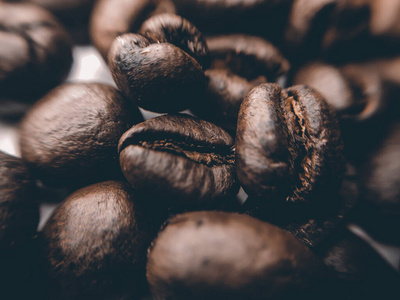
left=90, top=0, right=176, bottom=60
left=350, top=121, right=400, bottom=244
left=172, top=0, right=292, bottom=42
left=19, top=83, right=143, bottom=189
left=0, top=1, right=73, bottom=117
left=293, top=62, right=384, bottom=121
left=42, top=181, right=150, bottom=300
left=362, top=122, right=400, bottom=211
left=236, top=83, right=344, bottom=210
left=109, top=33, right=205, bottom=113
left=0, top=151, right=41, bottom=298
left=321, top=0, right=376, bottom=63
left=0, top=150, right=39, bottom=253
left=138, top=13, right=209, bottom=68
left=207, top=34, right=290, bottom=82
left=16, top=0, right=96, bottom=43
left=147, top=211, right=332, bottom=300
left=284, top=0, right=336, bottom=63
left=316, top=229, right=400, bottom=299
left=118, top=114, right=238, bottom=207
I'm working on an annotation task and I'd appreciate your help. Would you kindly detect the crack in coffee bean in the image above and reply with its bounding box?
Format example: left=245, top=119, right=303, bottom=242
left=125, top=138, right=234, bottom=167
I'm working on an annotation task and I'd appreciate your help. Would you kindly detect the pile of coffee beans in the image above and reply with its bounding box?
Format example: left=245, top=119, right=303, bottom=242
left=1, top=0, right=400, bottom=299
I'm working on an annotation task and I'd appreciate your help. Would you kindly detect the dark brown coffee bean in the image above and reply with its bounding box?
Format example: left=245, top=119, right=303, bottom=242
left=316, top=229, right=400, bottom=299
left=19, top=83, right=143, bottom=189
left=0, top=1, right=73, bottom=117
left=236, top=83, right=344, bottom=209
left=350, top=121, right=400, bottom=244
left=0, top=151, right=41, bottom=298
left=362, top=122, right=400, bottom=211
left=147, top=211, right=332, bottom=300
left=138, top=13, right=209, bottom=68
left=172, top=0, right=292, bottom=41
left=293, top=62, right=384, bottom=121
left=90, top=0, right=176, bottom=60
left=20, top=0, right=96, bottom=43
left=118, top=114, right=238, bottom=206
left=109, top=33, right=205, bottom=113
left=42, top=181, right=150, bottom=300
left=0, top=150, right=39, bottom=252
left=284, top=0, right=336, bottom=62
left=207, top=34, right=290, bottom=82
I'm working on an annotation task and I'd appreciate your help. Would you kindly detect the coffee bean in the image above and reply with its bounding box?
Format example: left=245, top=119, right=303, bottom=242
left=22, top=0, right=96, bottom=43
left=284, top=0, right=337, bottom=63
left=172, top=0, right=292, bottom=41
left=118, top=114, right=238, bottom=206
left=293, top=62, right=384, bottom=121
left=42, top=181, right=150, bottom=300
left=109, top=33, right=205, bottom=113
left=90, top=0, right=176, bottom=60
left=362, top=122, right=400, bottom=210
left=316, top=229, right=400, bottom=299
left=138, top=13, right=209, bottom=68
left=207, top=34, right=290, bottom=82
left=19, top=83, right=143, bottom=189
left=0, top=151, right=40, bottom=298
left=0, top=150, right=39, bottom=253
left=236, top=83, right=344, bottom=209
left=0, top=1, right=73, bottom=117
left=147, top=211, right=332, bottom=300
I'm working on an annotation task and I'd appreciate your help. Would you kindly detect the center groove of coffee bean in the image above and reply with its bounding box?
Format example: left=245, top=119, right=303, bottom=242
left=128, top=138, right=235, bottom=167
left=283, top=95, right=315, bottom=202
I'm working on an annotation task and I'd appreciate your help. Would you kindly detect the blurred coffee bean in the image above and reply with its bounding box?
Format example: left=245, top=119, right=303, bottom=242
left=285, top=0, right=337, bottom=64
left=172, top=0, right=292, bottom=44
left=322, top=0, right=400, bottom=63
left=293, top=62, right=384, bottom=121
left=16, top=0, right=97, bottom=43
left=90, top=0, right=176, bottom=60
left=109, top=33, right=205, bottom=113
left=236, top=83, right=344, bottom=211
left=361, top=121, right=400, bottom=212
left=207, top=34, right=290, bottom=82
left=0, top=151, right=41, bottom=298
left=119, top=114, right=238, bottom=208
left=42, top=181, right=150, bottom=300
left=0, top=151, right=39, bottom=254
left=0, top=1, right=73, bottom=118
left=348, top=121, right=400, bottom=244
left=19, top=83, right=143, bottom=189
left=147, top=211, right=333, bottom=300
left=315, top=229, right=400, bottom=299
